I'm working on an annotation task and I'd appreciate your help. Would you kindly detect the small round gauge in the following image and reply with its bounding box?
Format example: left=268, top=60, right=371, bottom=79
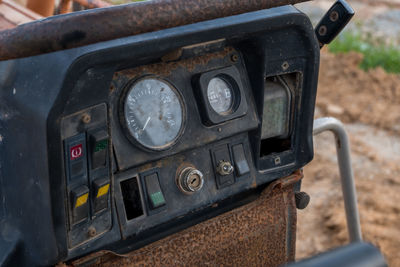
left=123, top=77, right=184, bottom=150
left=207, top=77, right=234, bottom=115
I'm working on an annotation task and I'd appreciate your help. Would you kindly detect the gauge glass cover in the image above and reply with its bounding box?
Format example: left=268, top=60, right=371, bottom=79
left=207, top=77, right=234, bottom=115
left=124, top=78, right=184, bottom=150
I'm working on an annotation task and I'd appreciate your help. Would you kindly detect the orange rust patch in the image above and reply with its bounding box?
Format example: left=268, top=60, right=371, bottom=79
left=116, top=47, right=235, bottom=79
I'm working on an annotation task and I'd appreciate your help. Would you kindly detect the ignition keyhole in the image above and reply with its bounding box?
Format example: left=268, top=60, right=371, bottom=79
left=177, top=167, right=204, bottom=194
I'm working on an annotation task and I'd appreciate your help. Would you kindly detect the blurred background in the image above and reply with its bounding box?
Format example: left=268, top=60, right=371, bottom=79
left=295, top=2, right=400, bottom=266
left=2, top=0, right=400, bottom=265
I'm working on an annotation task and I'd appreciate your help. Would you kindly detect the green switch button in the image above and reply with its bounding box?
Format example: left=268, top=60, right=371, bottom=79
left=144, top=173, right=166, bottom=209
left=150, top=192, right=166, bottom=208
left=95, top=139, right=108, bottom=152
left=89, top=129, right=109, bottom=170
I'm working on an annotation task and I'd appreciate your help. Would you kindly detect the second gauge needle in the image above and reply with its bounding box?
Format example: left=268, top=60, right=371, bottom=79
left=143, top=116, right=151, bottom=131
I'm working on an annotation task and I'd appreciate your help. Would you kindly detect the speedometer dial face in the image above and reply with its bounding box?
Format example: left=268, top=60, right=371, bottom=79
left=124, top=77, right=184, bottom=150
left=207, top=77, right=234, bottom=115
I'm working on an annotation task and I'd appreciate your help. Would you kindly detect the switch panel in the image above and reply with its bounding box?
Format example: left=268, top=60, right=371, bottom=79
left=212, top=144, right=235, bottom=189
left=232, top=144, right=250, bottom=177
left=61, top=104, right=112, bottom=248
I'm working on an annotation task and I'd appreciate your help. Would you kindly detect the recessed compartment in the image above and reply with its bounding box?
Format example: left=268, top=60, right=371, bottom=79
left=259, top=74, right=297, bottom=157
left=120, top=177, right=144, bottom=220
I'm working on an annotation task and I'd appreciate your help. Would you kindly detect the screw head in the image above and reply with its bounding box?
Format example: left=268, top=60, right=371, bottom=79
left=231, top=54, right=239, bottom=63
left=330, top=11, right=339, bottom=22
left=318, top=25, right=328, bottom=36
left=88, top=226, right=97, bottom=237
left=282, top=61, right=289, bottom=71
left=82, top=113, right=91, bottom=124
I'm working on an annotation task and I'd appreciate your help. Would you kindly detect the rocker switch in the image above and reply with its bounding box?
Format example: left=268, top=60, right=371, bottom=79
left=144, top=173, right=166, bottom=210
left=232, top=144, right=250, bottom=177
left=89, top=129, right=109, bottom=170
left=70, top=186, right=89, bottom=226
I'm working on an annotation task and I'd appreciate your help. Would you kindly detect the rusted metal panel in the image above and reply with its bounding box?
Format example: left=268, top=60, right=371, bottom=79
left=0, top=0, right=309, bottom=61
left=113, top=46, right=235, bottom=81
left=71, top=171, right=302, bottom=267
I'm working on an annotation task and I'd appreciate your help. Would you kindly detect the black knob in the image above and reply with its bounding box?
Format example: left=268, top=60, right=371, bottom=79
left=295, top=192, right=310, bottom=210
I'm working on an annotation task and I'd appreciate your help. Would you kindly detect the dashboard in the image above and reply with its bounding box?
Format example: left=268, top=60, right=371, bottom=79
left=0, top=6, right=319, bottom=266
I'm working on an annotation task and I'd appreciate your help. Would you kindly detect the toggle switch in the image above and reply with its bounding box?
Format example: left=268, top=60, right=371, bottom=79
left=212, top=144, right=235, bottom=189
left=217, top=161, right=234, bottom=176
left=70, top=185, right=89, bottom=226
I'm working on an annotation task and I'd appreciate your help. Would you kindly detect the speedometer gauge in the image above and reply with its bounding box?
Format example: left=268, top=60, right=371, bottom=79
left=123, top=77, right=184, bottom=150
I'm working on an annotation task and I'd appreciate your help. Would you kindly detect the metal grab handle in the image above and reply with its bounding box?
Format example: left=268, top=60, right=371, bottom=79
left=313, top=117, right=362, bottom=242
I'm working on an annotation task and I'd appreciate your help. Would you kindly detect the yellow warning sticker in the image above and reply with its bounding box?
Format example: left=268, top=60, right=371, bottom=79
left=97, top=184, right=110, bottom=198
left=75, top=193, right=88, bottom=208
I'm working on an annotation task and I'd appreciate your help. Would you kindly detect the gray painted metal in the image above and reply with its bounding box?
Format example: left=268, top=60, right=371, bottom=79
left=313, top=117, right=362, bottom=243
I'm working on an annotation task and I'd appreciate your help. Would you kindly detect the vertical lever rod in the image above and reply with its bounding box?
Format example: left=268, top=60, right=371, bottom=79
left=313, top=117, right=362, bottom=243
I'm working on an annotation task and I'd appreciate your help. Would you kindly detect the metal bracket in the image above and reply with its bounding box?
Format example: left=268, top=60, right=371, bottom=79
left=313, top=117, right=362, bottom=243
left=315, top=0, right=355, bottom=49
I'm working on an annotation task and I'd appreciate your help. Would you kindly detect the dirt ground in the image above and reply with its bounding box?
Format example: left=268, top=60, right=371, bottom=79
left=296, top=50, right=400, bottom=266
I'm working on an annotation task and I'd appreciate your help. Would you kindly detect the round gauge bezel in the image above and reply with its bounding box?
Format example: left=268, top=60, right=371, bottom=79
left=206, top=74, right=240, bottom=116
left=119, top=75, right=186, bottom=152
left=194, top=65, right=248, bottom=126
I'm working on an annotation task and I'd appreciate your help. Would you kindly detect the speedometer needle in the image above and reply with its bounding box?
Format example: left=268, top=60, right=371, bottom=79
left=143, top=116, right=151, bottom=131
